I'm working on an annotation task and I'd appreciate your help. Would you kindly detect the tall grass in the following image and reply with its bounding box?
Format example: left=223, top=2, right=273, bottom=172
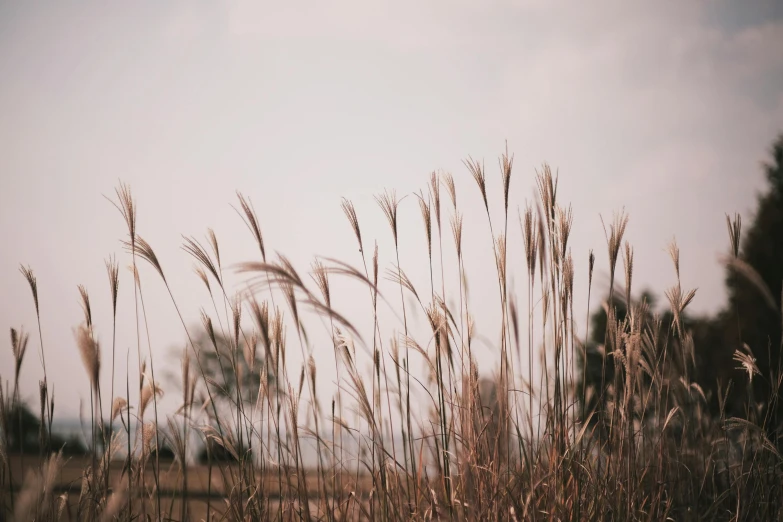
left=2, top=149, right=783, bottom=521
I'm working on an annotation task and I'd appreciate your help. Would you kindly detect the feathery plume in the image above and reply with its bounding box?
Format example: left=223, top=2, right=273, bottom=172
left=142, top=422, right=157, bottom=456
left=194, top=265, right=211, bottom=292
left=726, top=213, right=742, bottom=258
left=500, top=142, right=513, bottom=213
left=105, top=255, right=119, bottom=316
left=563, top=251, right=574, bottom=300
left=182, top=236, right=220, bottom=284
left=207, top=228, right=221, bottom=269
left=201, top=310, right=217, bottom=350
left=123, top=236, right=166, bottom=282
left=108, top=182, right=136, bottom=245
left=417, top=190, right=433, bottom=259
left=140, top=380, right=164, bottom=418
left=430, top=171, right=442, bottom=229
left=536, top=165, right=558, bottom=227
left=244, top=333, right=258, bottom=371
left=74, top=323, right=100, bottom=393
left=20, top=264, right=39, bottom=316
left=495, top=234, right=507, bottom=288
left=311, top=260, right=331, bottom=308
left=11, top=327, right=29, bottom=381
left=249, top=299, right=271, bottom=359
left=386, top=266, right=420, bottom=304
left=664, top=285, right=698, bottom=336
left=78, top=285, right=92, bottom=329
left=376, top=189, right=401, bottom=247
left=556, top=205, right=573, bottom=265
left=733, top=344, right=760, bottom=383
left=308, top=354, right=317, bottom=398
left=466, top=313, right=475, bottom=347
left=623, top=241, right=634, bottom=307
left=100, top=478, right=128, bottom=522
left=464, top=157, right=488, bottom=213
left=443, top=172, right=457, bottom=208
left=451, top=212, right=464, bottom=260
left=110, top=397, right=128, bottom=422
left=231, top=293, right=242, bottom=350
left=341, top=198, right=363, bottom=254
left=235, top=192, right=267, bottom=261
left=600, top=209, right=629, bottom=288
left=522, top=204, right=538, bottom=278
left=667, top=238, right=680, bottom=282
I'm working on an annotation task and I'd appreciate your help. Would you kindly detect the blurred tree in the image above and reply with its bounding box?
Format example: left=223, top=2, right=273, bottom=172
left=577, top=289, right=668, bottom=427
left=167, top=324, right=273, bottom=460
left=170, top=326, right=270, bottom=409
left=578, top=133, right=783, bottom=434
left=578, top=286, right=724, bottom=440
left=717, top=133, right=783, bottom=420
left=0, top=400, right=88, bottom=456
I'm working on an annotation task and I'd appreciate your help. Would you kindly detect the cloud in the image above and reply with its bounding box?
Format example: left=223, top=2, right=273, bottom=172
left=223, top=1, right=460, bottom=52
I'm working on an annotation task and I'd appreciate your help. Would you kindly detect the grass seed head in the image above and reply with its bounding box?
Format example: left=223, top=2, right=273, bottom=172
left=74, top=323, right=100, bottom=393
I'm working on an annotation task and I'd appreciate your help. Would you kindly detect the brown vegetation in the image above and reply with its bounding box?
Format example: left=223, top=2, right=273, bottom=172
left=2, top=147, right=782, bottom=521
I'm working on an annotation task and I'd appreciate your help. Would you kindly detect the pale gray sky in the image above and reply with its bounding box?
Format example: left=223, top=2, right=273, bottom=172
left=1, top=1, right=782, bottom=419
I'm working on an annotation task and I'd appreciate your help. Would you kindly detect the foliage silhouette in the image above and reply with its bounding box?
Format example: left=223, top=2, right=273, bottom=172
left=579, top=133, right=783, bottom=441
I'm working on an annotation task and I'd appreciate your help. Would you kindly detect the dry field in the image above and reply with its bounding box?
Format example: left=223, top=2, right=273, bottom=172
left=2, top=149, right=783, bottom=521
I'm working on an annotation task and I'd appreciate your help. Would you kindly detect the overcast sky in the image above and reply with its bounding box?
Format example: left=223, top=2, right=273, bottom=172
left=1, top=1, right=782, bottom=420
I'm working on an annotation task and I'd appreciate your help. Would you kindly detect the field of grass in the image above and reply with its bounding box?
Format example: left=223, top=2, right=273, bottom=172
left=2, top=153, right=782, bottom=521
